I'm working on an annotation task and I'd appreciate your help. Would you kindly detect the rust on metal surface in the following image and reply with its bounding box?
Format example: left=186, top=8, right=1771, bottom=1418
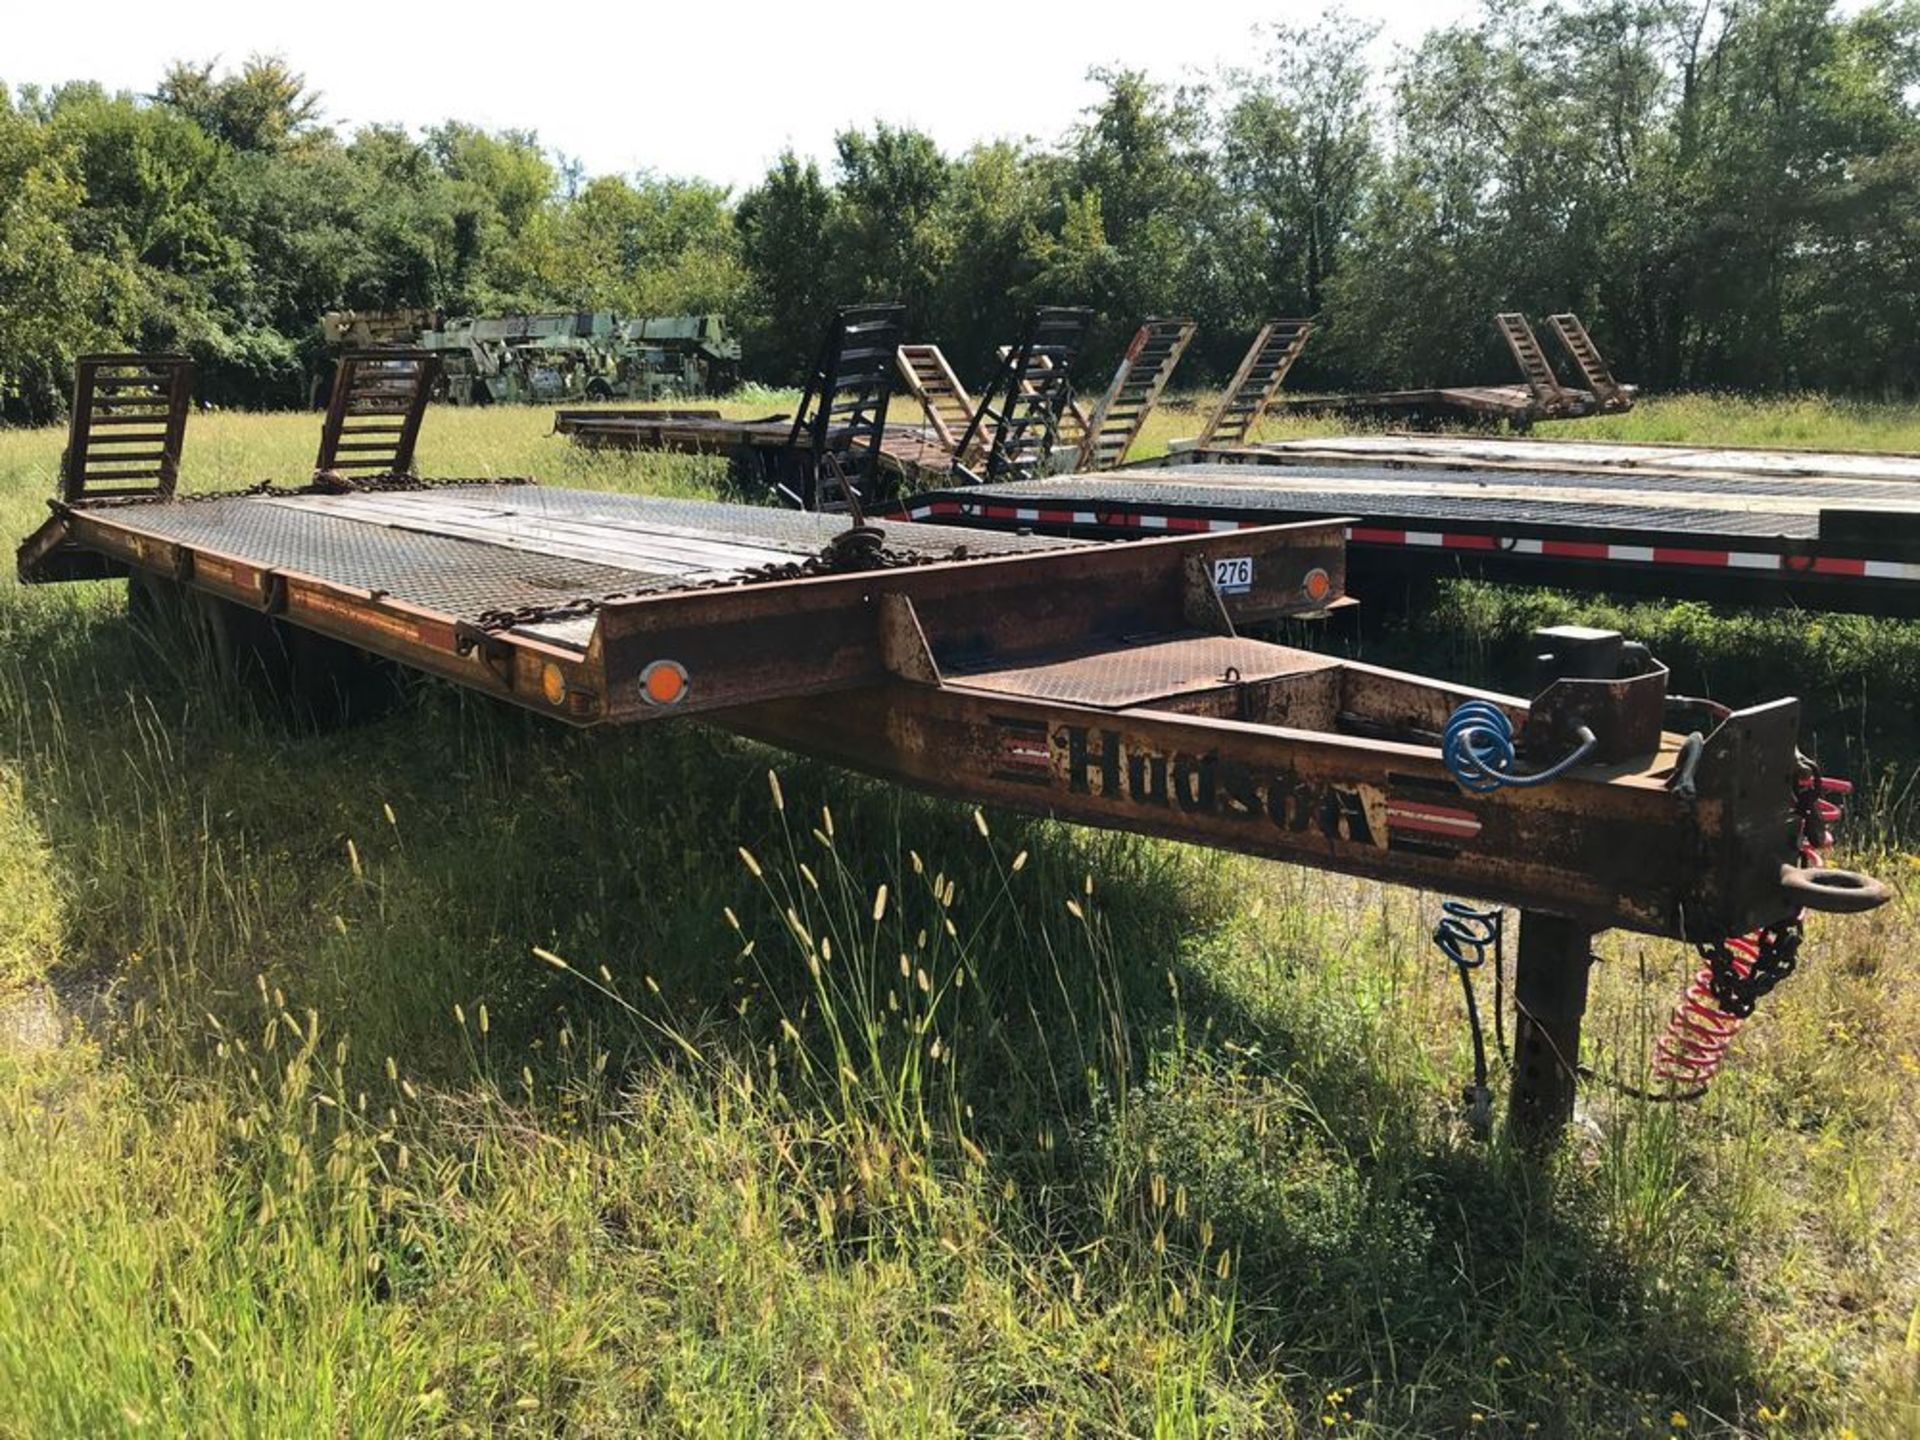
left=20, top=443, right=1865, bottom=945
left=317, top=349, right=438, bottom=477
left=61, top=354, right=195, bottom=503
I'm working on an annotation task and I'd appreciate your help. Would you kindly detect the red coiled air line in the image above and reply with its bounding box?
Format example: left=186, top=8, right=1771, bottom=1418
left=1650, top=771, right=1851, bottom=1090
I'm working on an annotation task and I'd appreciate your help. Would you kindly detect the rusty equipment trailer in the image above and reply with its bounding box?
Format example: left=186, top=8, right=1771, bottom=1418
left=1267, top=313, right=1635, bottom=431
left=16, top=357, right=1890, bottom=1149
left=896, top=432, right=1920, bottom=616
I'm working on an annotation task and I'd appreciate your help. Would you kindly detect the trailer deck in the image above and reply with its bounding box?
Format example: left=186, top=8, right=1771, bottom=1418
left=1266, top=383, right=1600, bottom=428
left=21, top=480, right=1091, bottom=662
left=555, top=410, right=959, bottom=489
left=899, top=446, right=1920, bottom=614
left=1249, top=314, right=1636, bottom=433
left=1228, top=433, right=1920, bottom=483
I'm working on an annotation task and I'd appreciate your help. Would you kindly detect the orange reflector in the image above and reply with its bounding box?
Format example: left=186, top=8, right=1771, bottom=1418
left=1302, top=567, right=1333, bottom=604
left=641, top=659, right=690, bottom=707
left=540, top=662, right=567, bottom=706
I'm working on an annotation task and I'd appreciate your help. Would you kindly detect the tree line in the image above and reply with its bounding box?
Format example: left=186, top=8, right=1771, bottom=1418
left=2, top=0, right=1916, bottom=422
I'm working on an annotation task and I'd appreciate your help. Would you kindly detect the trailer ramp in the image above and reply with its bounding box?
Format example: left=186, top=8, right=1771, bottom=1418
left=895, top=344, right=976, bottom=451
left=1194, top=320, right=1315, bottom=448
left=1494, top=312, right=1575, bottom=416
left=60, top=354, right=195, bottom=504
left=956, top=307, right=1094, bottom=483
left=316, top=349, right=438, bottom=478
left=1074, top=317, right=1197, bottom=470
left=1546, top=313, right=1631, bottom=412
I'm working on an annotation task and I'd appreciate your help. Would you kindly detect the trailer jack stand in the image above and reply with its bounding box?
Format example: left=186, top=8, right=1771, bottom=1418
left=1508, top=912, right=1596, bottom=1152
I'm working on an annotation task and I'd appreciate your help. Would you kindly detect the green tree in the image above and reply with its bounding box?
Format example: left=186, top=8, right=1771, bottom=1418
left=1219, top=13, right=1380, bottom=320
left=930, top=141, right=1056, bottom=379
left=1058, top=70, right=1223, bottom=364
left=0, top=97, right=116, bottom=420
left=736, top=152, right=837, bottom=380
left=829, top=124, right=953, bottom=335
left=154, top=55, right=323, bottom=153
left=526, top=173, right=746, bottom=316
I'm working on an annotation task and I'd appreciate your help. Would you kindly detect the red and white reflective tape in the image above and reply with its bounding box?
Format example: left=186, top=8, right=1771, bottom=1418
left=1344, top=525, right=1920, bottom=580
left=1384, top=798, right=1482, bottom=842
left=900, top=501, right=1920, bottom=582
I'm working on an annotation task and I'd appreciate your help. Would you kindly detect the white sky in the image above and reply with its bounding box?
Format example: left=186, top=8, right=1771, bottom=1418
left=5, top=0, right=1477, bottom=191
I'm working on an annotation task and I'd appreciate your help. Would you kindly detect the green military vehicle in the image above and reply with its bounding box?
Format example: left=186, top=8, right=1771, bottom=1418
left=609, top=315, right=741, bottom=400
left=315, top=310, right=740, bottom=406
left=419, top=313, right=620, bottom=406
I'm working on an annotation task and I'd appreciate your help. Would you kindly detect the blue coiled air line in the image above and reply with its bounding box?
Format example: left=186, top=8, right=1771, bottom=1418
left=1441, top=700, right=1598, bottom=793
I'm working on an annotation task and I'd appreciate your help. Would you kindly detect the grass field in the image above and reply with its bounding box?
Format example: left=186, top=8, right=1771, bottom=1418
left=1, top=393, right=1916, bottom=1437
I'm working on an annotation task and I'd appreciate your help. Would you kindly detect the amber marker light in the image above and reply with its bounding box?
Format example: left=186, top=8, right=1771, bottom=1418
left=1301, top=567, right=1333, bottom=605
left=640, top=660, right=690, bottom=707
left=541, top=662, right=568, bottom=706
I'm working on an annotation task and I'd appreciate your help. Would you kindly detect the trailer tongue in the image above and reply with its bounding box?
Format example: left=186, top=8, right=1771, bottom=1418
left=15, top=355, right=1889, bottom=1148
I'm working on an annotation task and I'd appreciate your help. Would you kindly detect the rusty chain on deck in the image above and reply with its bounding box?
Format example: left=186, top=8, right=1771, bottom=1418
left=465, top=523, right=978, bottom=636
left=51, top=472, right=537, bottom=511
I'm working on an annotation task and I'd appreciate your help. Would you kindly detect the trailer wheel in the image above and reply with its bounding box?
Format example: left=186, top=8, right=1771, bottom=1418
left=207, top=595, right=405, bottom=727
left=129, top=573, right=405, bottom=728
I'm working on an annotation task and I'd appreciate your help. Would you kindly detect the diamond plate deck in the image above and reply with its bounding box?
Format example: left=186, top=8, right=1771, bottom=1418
left=76, top=483, right=1082, bottom=625
left=894, top=452, right=1920, bottom=614
left=949, top=634, right=1335, bottom=708
left=906, top=462, right=1920, bottom=537
left=1241, top=435, right=1920, bottom=483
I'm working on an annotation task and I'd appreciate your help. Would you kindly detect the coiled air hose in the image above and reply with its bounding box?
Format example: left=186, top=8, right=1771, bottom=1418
left=1441, top=700, right=1598, bottom=793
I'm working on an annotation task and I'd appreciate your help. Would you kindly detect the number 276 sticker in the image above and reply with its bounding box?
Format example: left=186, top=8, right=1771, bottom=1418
left=1212, top=556, right=1254, bottom=595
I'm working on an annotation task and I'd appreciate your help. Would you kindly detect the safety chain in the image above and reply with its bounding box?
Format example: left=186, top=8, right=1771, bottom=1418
left=467, top=524, right=972, bottom=635
left=1699, top=923, right=1802, bottom=1019
left=1437, top=753, right=1857, bottom=1111
left=1697, top=756, right=1838, bottom=1019
left=304, top=472, right=537, bottom=496
left=63, top=474, right=535, bottom=510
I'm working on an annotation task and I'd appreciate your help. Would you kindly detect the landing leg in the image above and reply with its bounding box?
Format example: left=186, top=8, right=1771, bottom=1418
left=1507, top=911, right=1595, bottom=1151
